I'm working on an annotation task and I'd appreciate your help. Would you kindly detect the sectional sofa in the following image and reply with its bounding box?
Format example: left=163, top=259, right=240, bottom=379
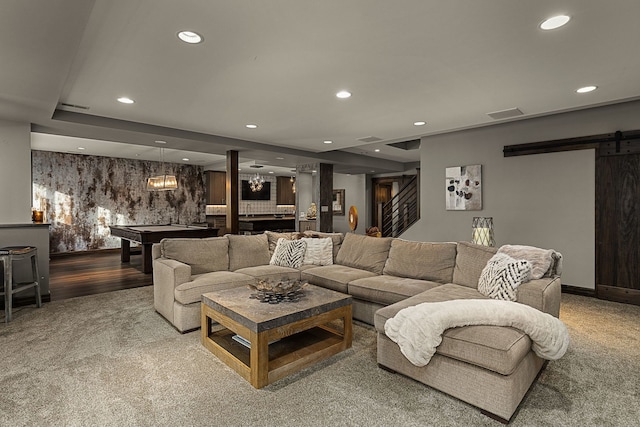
left=152, top=231, right=562, bottom=422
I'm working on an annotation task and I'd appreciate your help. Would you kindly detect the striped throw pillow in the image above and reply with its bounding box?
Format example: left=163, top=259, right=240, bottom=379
left=270, top=238, right=307, bottom=268
left=478, top=253, right=531, bottom=301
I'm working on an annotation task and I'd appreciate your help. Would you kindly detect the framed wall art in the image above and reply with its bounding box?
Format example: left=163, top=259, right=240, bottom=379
left=332, top=189, right=345, bottom=215
left=445, top=165, right=482, bottom=210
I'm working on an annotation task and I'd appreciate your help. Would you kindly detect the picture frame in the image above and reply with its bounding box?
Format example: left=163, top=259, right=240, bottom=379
left=445, top=164, right=482, bottom=210
left=332, top=189, right=345, bottom=215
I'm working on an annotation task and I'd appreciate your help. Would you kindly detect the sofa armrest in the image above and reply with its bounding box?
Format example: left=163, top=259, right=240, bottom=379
left=517, top=276, right=561, bottom=317
left=153, top=258, right=192, bottom=323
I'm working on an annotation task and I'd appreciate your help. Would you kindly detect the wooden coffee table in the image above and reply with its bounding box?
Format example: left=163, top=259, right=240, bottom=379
left=201, top=284, right=352, bottom=388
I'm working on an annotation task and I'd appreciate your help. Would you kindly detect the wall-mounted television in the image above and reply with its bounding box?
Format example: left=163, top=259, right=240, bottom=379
left=241, top=180, right=271, bottom=200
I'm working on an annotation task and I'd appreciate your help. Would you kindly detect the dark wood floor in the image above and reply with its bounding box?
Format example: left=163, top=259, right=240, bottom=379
left=49, top=249, right=152, bottom=301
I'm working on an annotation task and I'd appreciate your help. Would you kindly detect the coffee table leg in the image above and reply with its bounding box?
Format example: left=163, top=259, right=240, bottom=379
left=250, top=330, right=269, bottom=388
left=343, top=306, right=353, bottom=349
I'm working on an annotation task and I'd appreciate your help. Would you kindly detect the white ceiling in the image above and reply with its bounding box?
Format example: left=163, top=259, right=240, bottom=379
left=3, top=1, right=640, bottom=174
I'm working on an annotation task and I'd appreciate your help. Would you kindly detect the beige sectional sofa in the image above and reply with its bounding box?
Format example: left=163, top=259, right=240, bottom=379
left=152, top=231, right=562, bottom=422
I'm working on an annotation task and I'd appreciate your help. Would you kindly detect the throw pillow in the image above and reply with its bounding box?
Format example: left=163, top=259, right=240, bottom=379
left=478, top=253, right=532, bottom=301
left=497, top=244, right=555, bottom=279
left=301, top=237, right=333, bottom=266
left=270, top=238, right=307, bottom=268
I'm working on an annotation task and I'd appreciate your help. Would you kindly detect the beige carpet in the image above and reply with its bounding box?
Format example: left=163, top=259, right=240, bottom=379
left=1, top=287, right=639, bottom=426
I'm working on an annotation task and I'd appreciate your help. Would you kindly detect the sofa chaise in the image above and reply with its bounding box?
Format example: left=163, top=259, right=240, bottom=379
left=152, top=231, right=562, bottom=422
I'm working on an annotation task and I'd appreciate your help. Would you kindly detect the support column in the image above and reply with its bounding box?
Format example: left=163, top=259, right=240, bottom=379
left=226, top=150, right=239, bottom=234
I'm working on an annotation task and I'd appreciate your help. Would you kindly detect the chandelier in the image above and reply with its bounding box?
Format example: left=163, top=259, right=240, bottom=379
left=290, top=176, right=296, bottom=193
left=147, top=148, right=178, bottom=191
left=249, top=173, right=265, bottom=192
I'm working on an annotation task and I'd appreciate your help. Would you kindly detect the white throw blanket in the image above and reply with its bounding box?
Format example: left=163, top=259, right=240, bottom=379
left=384, top=299, right=570, bottom=367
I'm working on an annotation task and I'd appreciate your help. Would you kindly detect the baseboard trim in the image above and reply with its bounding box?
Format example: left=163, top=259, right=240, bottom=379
left=561, top=284, right=596, bottom=297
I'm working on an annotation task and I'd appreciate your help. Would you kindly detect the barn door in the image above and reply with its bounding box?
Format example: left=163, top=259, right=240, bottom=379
left=595, top=138, right=640, bottom=305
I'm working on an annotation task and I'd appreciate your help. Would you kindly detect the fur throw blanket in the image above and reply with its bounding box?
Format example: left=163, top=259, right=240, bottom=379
left=384, top=299, right=570, bottom=367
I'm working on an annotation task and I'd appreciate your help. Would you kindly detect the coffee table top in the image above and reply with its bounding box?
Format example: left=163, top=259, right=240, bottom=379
left=202, top=284, right=352, bottom=333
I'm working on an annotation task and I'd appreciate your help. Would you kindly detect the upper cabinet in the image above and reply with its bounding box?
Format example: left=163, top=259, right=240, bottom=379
left=206, top=171, right=226, bottom=205
left=276, top=176, right=295, bottom=205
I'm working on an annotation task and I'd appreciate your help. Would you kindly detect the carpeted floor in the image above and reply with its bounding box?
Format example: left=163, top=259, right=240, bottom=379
left=1, top=287, right=638, bottom=426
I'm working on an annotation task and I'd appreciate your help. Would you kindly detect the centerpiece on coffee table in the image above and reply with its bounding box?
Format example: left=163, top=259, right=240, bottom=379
left=249, top=279, right=306, bottom=303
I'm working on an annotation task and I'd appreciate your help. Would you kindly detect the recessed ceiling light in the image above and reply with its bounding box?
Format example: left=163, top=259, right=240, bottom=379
left=154, top=140, right=167, bottom=144
left=182, top=158, right=189, bottom=161
left=268, top=171, right=274, bottom=174
left=540, top=15, right=570, bottom=30
left=336, top=91, right=351, bottom=99
left=177, top=30, right=203, bottom=44
left=245, top=124, right=258, bottom=129
left=576, top=85, right=597, bottom=93
left=276, top=157, right=284, bottom=160
left=117, top=97, right=134, bottom=104
left=77, top=147, right=85, bottom=150
left=323, top=140, right=333, bottom=144
left=374, top=149, right=380, bottom=152
left=414, top=121, right=427, bottom=126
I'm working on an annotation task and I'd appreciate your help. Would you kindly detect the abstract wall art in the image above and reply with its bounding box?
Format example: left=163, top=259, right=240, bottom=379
left=445, top=164, right=482, bottom=210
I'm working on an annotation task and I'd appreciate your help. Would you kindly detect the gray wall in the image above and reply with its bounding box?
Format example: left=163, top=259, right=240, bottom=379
left=333, top=173, right=367, bottom=234
left=405, top=99, right=640, bottom=290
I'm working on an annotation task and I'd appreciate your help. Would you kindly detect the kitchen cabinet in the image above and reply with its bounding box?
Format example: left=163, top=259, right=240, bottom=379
left=276, top=176, right=295, bottom=205
left=206, top=171, right=226, bottom=205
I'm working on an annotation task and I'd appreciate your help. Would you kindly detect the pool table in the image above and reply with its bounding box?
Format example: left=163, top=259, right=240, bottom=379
left=109, top=224, right=219, bottom=273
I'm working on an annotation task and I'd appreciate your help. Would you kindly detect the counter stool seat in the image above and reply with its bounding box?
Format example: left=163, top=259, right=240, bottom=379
left=1, top=246, right=42, bottom=322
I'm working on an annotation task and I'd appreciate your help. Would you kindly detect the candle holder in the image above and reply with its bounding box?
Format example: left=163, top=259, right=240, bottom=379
left=31, top=210, right=44, bottom=223
left=472, top=217, right=494, bottom=247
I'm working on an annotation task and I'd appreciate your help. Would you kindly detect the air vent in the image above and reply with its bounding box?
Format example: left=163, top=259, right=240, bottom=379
left=357, top=136, right=383, bottom=143
left=249, top=164, right=264, bottom=168
left=58, top=102, right=90, bottom=110
left=487, top=107, right=523, bottom=120
left=387, top=139, right=420, bottom=150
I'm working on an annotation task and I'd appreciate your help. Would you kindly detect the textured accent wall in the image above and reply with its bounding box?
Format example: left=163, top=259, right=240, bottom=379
left=31, top=150, right=206, bottom=252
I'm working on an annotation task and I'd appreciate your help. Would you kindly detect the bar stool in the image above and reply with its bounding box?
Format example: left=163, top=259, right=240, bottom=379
left=0, top=246, right=42, bottom=322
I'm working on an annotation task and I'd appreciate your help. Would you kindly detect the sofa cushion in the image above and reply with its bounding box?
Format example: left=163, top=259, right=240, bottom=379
left=375, top=283, right=531, bottom=375
left=349, top=275, right=442, bottom=306
left=227, top=233, right=271, bottom=271
left=301, top=264, right=377, bottom=293
left=452, top=241, right=498, bottom=288
left=437, top=324, right=532, bottom=375
left=478, top=253, right=532, bottom=301
left=383, top=240, right=456, bottom=283
left=160, top=237, right=229, bottom=275
left=270, top=238, right=307, bottom=268
left=301, top=237, right=333, bottom=266
left=303, top=231, right=344, bottom=261
left=235, top=264, right=301, bottom=282
left=264, top=230, right=299, bottom=255
left=335, top=233, right=393, bottom=275
left=174, top=271, right=255, bottom=305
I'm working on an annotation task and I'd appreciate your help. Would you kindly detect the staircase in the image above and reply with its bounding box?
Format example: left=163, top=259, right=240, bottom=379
left=380, top=175, right=419, bottom=238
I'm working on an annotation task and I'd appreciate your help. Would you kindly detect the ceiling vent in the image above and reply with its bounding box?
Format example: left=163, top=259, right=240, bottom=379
left=249, top=164, right=264, bottom=168
left=487, top=107, right=523, bottom=120
left=387, top=139, right=420, bottom=150
left=357, top=136, right=383, bottom=143
left=58, top=102, right=90, bottom=110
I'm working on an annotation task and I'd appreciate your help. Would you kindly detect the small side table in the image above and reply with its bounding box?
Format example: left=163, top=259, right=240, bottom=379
left=1, top=246, right=42, bottom=322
